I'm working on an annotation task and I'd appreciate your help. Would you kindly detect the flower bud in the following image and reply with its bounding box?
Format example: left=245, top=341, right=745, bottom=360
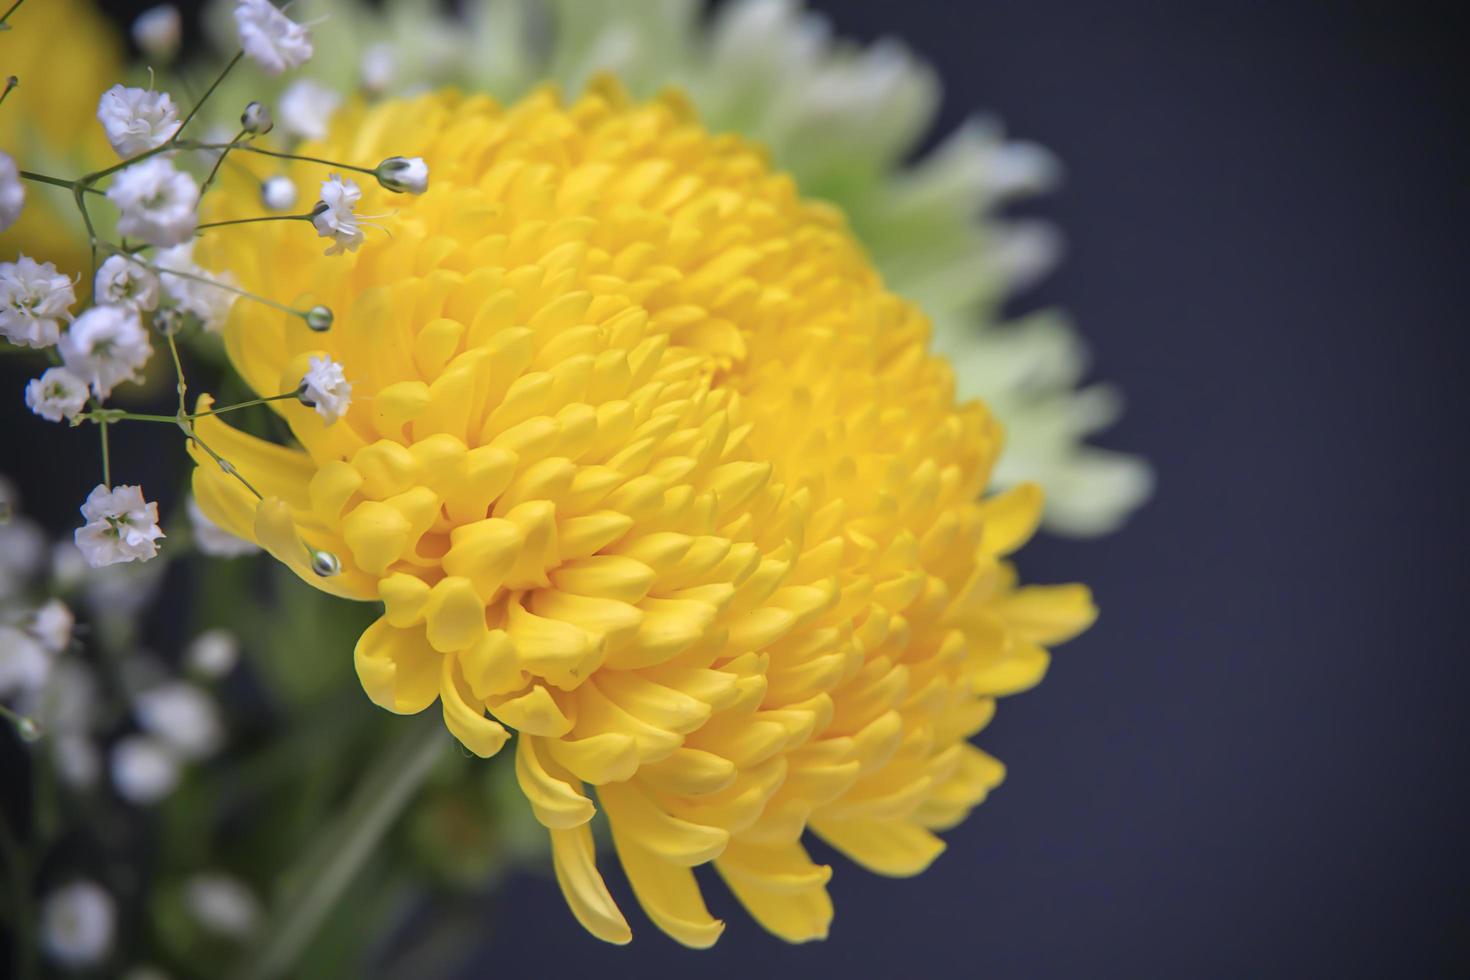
left=374, top=156, right=428, bottom=195
left=310, top=549, right=341, bottom=577
left=241, top=101, right=273, bottom=135
left=304, top=305, right=333, bottom=332
left=15, top=715, right=42, bottom=742
left=152, top=306, right=185, bottom=336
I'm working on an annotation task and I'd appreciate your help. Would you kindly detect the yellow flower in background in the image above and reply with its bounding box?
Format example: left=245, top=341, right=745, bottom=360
left=190, top=80, right=1094, bottom=945
left=0, top=0, right=124, bottom=276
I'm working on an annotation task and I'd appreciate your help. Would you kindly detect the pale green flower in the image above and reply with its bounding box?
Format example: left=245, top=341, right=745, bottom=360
left=192, top=0, right=1151, bottom=534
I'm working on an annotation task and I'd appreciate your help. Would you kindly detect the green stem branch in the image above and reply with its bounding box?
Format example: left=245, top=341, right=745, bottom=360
left=231, top=714, right=447, bottom=980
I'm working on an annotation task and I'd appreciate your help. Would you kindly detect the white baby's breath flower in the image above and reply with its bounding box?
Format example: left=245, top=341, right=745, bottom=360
left=31, top=598, right=75, bottom=653
left=0, top=150, right=23, bottom=233
left=110, top=734, right=180, bottom=804
left=360, top=42, right=398, bottom=95
left=97, top=85, right=182, bottom=158
left=310, top=175, right=364, bottom=255
left=134, top=681, right=223, bottom=760
left=95, top=254, right=161, bottom=312
left=25, top=368, right=89, bottom=423
left=184, top=873, right=261, bottom=939
left=40, top=880, right=116, bottom=968
left=58, top=305, right=152, bottom=398
left=185, top=628, right=240, bottom=679
left=297, top=355, right=352, bottom=423
left=0, top=624, right=51, bottom=699
left=107, top=157, right=199, bottom=247
left=154, top=243, right=237, bottom=332
left=74, top=484, right=164, bottom=568
left=260, top=174, right=297, bottom=211
left=1, top=256, right=76, bottom=349
left=53, top=733, right=102, bottom=789
left=277, top=78, right=341, bottom=141
left=186, top=495, right=259, bottom=556
left=235, top=0, right=313, bottom=75
left=132, top=5, right=182, bottom=61
left=375, top=156, right=428, bottom=195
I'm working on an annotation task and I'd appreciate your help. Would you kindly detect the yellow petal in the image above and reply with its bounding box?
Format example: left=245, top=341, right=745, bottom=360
left=439, top=654, right=509, bottom=758
left=550, top=823, right=632, bottom=945
left=515, top=734, right=595, bottom=829
left=809, top=817, right=946, bottom=878
left=354, top=617, right=441, bottom=714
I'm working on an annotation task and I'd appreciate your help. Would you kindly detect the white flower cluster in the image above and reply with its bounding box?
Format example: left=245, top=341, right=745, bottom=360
left=3, top=0, right=428, bottom=576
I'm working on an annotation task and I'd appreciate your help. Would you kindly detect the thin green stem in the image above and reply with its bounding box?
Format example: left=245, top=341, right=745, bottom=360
left=16, top=171, right=101, bottom=195
left=79, top=393, right=298, bottom=426
left=230, top=713, right=447, bottom=980
left=73, top=186, right=99, bottom=291
left=104, top=245, right=311, bottom=320
left=0, top=803, right=36, bottom=980
left=197, top=213, right=311, bottom=231
left=0, top=702, right=38, bottom=735
left=0, top=0, right=26, bottom=29
left=180, top=141, right=379, bottom=179
left=198, top=127, right=248, bottom=202
left=177, top=51, right=243, bottom=138
left=99, top=419, right=111, bottom=485
left=0, top=76, right=18, bottom=108
left=166, top=331, right=188, bottom=418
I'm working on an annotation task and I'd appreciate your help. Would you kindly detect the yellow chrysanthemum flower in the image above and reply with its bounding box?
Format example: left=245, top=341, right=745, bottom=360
left=190, top=80, right=1095, bottom=946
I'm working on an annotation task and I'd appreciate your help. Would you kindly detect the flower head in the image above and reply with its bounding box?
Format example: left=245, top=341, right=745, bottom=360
left=97, top=84, right=181, bottom=158
left=74, top=483, right=164, bottom=567
left=155, top=242, right=238, bottom=332
left=107, top=157, right=199, bottom=247
left=0, top=624, right=51, bottom=699
left=95, top=254, right=161, bottom=312
left=297, top=354, right=351, bottom=423
left=25, top=367, right=89, bottom=423
left=309, top=175, right=364, bottom=255
left=40, top=881, right=116, bottom=968
left=132, top=5, right=182, bottom=61
left=134, top=681, right=223, bottom=760
left=260, top=174, right=297, bottom=211
left=32, top=598, right=75, bottom=653
left=58, top=304, right=152, bottom=398
left=0, top=150, right=23, bottom=233
left=278, top=78, right=340, bottom=141
left=110, top=734, right=180, bottom=803
left=1, top=255, right=76, bottom=349
left=190, top=85, right=1094, bottom=946
left=234, top=0, right=313, bottom=75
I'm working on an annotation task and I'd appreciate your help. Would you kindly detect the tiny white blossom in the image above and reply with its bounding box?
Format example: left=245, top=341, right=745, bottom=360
left=260, top=174, right=297, bottom=211
left=376, top=156, right=428, bottom=195
left=74, top=484, right=164, bottom=568
left=58, top=305, right=152, bottom=398
left=97, top=85, right=181, bottom=158
left=235, top=0, right=313, bottom=75
left=0, top=624, right=50, bottom=698
left=187, top=496, right=259, bottom=557
left=107, top=157, right=199, bottom=247
left=241, top=101, right=273, bottom=135
left=132, top=5, right=182, bottom=61
left=154, top=243, right=238, bottom=332
left=40, top=880, right=116, bottom=968
left=298, top=355, right=352, bottom=423
left=31, top=598, right=75, bottom=653
left=278, top=78, right=340, bottom=142
left=95, top=254, right=160, bottom=312
left=360, top=42, right=397, bottom=95
left=0, top=150, right=23, bottom=233
left=186, top=628, right=240, bottom=679
left=53, top=733, right=102, bottom=789
left=184, top=873, right=261, bottom=939
left=110, top=734, right=180, bottom=804
left=1, top=256, right=76, bottom=349
left=134, top=681, right=222, bottom=760
left=25, top=368, right=89, bottom=423
left=310, top=175, right=364, bottom=255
